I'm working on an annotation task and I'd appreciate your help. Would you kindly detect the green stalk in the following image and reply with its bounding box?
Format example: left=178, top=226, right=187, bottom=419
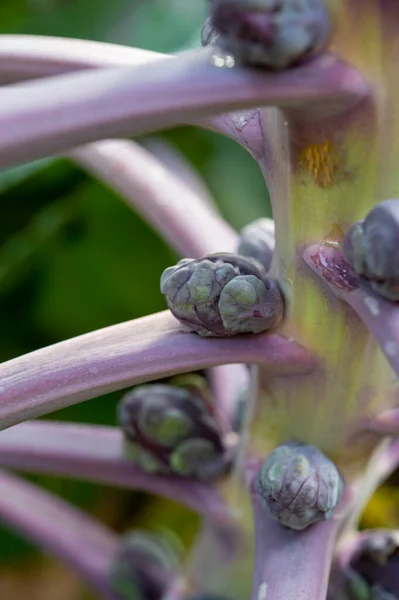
left=250, top=1, right=399, bottom=472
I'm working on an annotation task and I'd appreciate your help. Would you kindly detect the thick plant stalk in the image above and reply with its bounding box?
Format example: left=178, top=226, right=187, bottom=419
left=0, top=310, right=314, bottom=430
left=0, top=50, right=367, bottom=169
left=68, top=140, right=237, bottom=257
left=0, top=470, right=117, bottom=599
left=217, top=2, right=399, bottom=480
left=0, top=421, right=231, bottom=522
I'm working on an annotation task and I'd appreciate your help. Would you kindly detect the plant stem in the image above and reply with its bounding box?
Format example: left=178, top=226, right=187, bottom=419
left=0, top=421, right=232, bottom=522
left=251, top=496, right=344, bottom=600
left=303, top=243, right=399, bottom=381
left=0, top=50, right=367, bottom=169
left=0, top=470, right=117, bottom=598
left=0, top=35, right=167, bottom=83
left=0, top=310, right=314, bottom=430
left=69, top=140, right=237, bottom=257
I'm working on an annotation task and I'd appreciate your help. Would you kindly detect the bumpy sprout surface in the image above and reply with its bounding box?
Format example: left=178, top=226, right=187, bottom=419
left=160, top=252, right=284, bottom=337
left=206, top=0, right=330, bottom=70
left=109, top=531, right=179, bottom=600
left=343, top=199, right=399, bottom=301
left=118, top=380, right=229, bottom=480
left=237, top=218, right=275, bottom=270
left=254, top=442, right=343, bottom=531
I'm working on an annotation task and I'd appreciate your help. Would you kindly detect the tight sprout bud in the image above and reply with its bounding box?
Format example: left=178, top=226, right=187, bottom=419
left=237, top=218, right=275, bottom=271
left=343, top=200, right=399, bottom=301
left=254, top=442, right=343, bottom=531
left=109, top=530, right=179, bottom=600
left=345, top=530, right=399, bottom=600
left=207, top=0, right=330, bottom=70
left=118, top=380, right=230, bottom=481
left=160, top=253, right=284, bottom=337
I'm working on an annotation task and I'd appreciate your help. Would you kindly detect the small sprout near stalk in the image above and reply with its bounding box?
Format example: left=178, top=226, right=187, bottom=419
left=160, top=253, right=284, bottom=337
left=254, top=442, right=344, bottom=531
left=203, top=0, right=331, bottom=70
left=109, top=530, right=179, bottom=600
left=343, top=199, right=399, bottom=301
left=344, top=530, right=399, bottom=600
left=118, top=377, right=231, bottom=481
left=237, top=218, right=275, bottom=271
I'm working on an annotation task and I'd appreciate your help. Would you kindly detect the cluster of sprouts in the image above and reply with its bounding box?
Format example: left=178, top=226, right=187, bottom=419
left=0, top=1, right=398, bottom=599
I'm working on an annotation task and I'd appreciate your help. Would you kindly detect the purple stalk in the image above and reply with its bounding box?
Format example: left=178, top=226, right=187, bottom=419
left=0, top=35, right=168, bottom=83
left=0, top=421, right=231, bottom=522
left=0, top=310, right=314, bottom=430
left=251, top=491, right=349, bottom=600
left=0, top=50, right=367, bottom=169
left=69, top=140, right=237, bottom=257
left=142, top=138, right=218, bottom=213
left=69, top=140, right=246, bottom=424
left=303, top=243, right=399, bottom=380
left=208, top=364, right=249, bottom=424
left=0, top=470, right=118, bottom=599
left=369, top=408, right=399, bottom=435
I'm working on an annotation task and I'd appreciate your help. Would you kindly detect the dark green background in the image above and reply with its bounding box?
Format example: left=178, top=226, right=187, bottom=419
left=0, top=1, right=270, bottom=597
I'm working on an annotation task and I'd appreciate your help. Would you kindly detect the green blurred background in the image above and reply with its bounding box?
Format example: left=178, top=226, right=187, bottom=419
left=0, top=1, right=270, bottom=597
left=1, top=1, right=397, bottom=597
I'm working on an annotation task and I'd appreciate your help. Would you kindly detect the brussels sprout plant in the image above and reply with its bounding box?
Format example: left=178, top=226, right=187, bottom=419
left=0, top=1, right=399, bottom=599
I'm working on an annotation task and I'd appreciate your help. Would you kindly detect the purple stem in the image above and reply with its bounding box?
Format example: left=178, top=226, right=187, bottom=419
left=251, top=492, right=347, bottom=600
left=0, top=469, right=118, bottom=599
left=69, top=140, right=237, bottom=257
left=0, top=34, right=168, bottom=83
left=367, top=408, right=399, bottom=436
left=69, top=140, right=245, bottom=426
left=303, top=244, right=399, bottom=380
left=0, top=35, right=267, bottom=152
left=0, top=310, right=314, bottom=430
left=0, top=421, right=231, bottom=522
left=0, top=50, right=367, bottom=169
left=142, top=137, right=218, bottom=213
left=208, top=364, right=250, bottom=425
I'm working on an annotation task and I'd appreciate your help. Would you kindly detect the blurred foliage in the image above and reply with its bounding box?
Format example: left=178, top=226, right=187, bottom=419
left=0, top=1, right=396, bottom=597
left=0, top=0, right=270, bottom=596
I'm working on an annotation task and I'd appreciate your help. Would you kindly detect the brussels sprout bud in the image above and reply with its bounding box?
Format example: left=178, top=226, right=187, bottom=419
left=109, top=531, right=179, bottom=600
left=254, top=442, right=344, bottom=531
left=207, top=0, right=330, bottom=70
left=160, top=253, right=284, bottom=337
left=237, top=218, right=275, bottom=270
left=118, top=380, right=230, bottom=481
left=345, top=530, right=399, bottom=600
left=343, top=200, right=399, bottom=301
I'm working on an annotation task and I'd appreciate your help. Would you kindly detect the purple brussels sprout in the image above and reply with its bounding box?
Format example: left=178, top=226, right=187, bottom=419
left=343, top=199, right=399, bottom=301
left=237, top=218, right=275, bottom=271
left=109, top=530, right=179, bottom=600
left=160, top=253, right=284, bottom=337
left=254, top=442, right=344, bottom=531
left=118, top=377, right=231, bottom=481
left=206, top=0, right=331, bottom=70
left=344, top=530, right=399, bottom=600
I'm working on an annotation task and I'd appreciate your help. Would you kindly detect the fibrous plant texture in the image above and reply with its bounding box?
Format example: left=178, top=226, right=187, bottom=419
left=1, top=1, right=399, bottom=600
